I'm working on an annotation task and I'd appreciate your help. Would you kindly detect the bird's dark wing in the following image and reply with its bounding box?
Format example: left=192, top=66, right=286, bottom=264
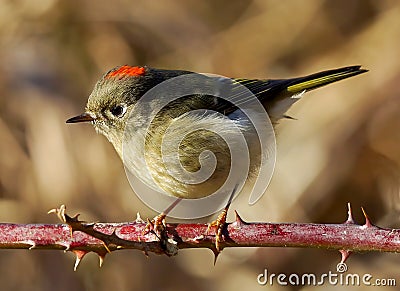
left=210, top=65, right=368, bottom=116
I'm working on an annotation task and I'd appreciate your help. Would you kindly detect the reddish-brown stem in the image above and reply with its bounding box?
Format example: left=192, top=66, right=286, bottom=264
left=0, top=205, right=399, bottom=269
left=0, top=208, right=399, bottom=253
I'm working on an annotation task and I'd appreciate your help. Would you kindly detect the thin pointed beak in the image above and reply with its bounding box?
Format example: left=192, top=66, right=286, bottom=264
left=66, top=112, right=96, bottom=123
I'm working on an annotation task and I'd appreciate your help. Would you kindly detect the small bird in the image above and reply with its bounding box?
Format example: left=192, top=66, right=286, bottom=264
left=67, top=65, right=367, bottom=211
left=67, top=65, right=367, bottom=251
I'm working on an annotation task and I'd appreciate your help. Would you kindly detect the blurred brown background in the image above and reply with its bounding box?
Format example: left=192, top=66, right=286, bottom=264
left=0, top=0, right=399, bottom=290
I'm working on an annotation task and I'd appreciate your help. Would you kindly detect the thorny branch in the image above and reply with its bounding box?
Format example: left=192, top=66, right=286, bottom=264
left=0, top=204, right=400, bottom=270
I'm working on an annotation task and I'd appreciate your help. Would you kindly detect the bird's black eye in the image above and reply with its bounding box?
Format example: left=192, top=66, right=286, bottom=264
left=110, top=104, right=127, bottom=117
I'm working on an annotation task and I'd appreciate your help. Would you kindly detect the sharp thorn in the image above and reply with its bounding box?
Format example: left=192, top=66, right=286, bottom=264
left=339, top=249, right=352, bottom=263
left=23, top=240, right=36, bottom=249
left=99, top=255, right=105, bottom=268
left=234, top=210, right=247, bottom=227
left=345, top=203, right=355, bottom=224
left=47, top=208, right=56, bottom=214
left=72, top=214, right=81, bottom=222
left=61, top=243, right=71, bottom=251
left=74, top=257, right=81, bottom=272
left=72, top=250, right=87, bottom=271
left=96, top=250, right=108, bottom=268
left=136, top=212, right=145, bottom=223
left=212, top=248, right=220, bottom=265
left=361, top=207, right=373, bottom=227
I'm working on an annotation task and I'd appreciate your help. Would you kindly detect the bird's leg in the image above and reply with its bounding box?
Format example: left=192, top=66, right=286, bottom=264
left=205, top=203, right=230, bottom=253
left=144, top=214, right=166, bottom=238
left=143, top=198, right=182, bottom=241
left=205, top=186, right=237, bottom=253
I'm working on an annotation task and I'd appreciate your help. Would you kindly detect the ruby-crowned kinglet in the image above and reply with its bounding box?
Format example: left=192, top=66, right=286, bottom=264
left=66, top=65, right=367, bottom=212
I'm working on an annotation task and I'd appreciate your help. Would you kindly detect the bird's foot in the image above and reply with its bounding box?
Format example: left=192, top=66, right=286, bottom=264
left=143, top=212, right=167, bottom=239
left=206, top=206, right=228, bottom=254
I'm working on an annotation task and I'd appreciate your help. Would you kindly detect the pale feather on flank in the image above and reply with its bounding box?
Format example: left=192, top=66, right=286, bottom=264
left=292, top=89, right=306, bottom=99
left=268, top=95, right=303, bottom=122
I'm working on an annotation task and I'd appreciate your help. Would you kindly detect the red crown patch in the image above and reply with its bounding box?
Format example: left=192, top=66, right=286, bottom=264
left=106, top=66, right=146, bottom=78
